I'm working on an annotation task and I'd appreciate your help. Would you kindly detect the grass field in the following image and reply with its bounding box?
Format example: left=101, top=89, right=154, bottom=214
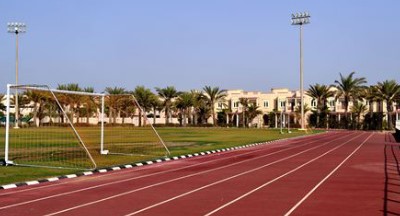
left=0, top=127, right=319, bottom=185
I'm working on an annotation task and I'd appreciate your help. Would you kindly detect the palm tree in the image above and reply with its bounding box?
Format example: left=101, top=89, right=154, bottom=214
left=133, top=86, right=155, bottom=127
left=203, top=86, right=227, bottom=126
left=57, top=83, right=84, bottom=123
left=81, top=87, right=97, bottom=124
left=190, top=90, right=204, bottom=125
left=25, top=90, right=47, bottom=127
left=351, top=101, right=368, bottom=130
left=149, top=95, right=163, bottom=125
left=105, top=87, right=126, bottom=124
left=239, top=98, right=249, bottom=128
left=295, top=103, right=311, bottom=126
left=375, top=80, right=400, bottom=130
left=361, top=85, right=379, bottom=116
left=175, top=92, right=194, bottom=127
left=247, top=104, right=262, bottom=127
left=306, top=84, right=334, bottom=127
left=155, top=86, right=180, bottom=125
left=334, top=72, right=367, bottom=128
left=0, top=93, right=6, bottom=113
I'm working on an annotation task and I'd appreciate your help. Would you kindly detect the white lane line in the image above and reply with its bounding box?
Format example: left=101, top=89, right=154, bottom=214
left=0, top=134, right=327, bottom=198
left=123, top=133, right=359, bottom=216
left=203, top=133, right=366, bottom=216
left=44, top=134, right=347, bottom=216
left=284, top=132, right=374, bottom=216
left=0, top=133, right=332, bottom=210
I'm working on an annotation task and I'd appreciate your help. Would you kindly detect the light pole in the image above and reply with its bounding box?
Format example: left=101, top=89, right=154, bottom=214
left=7, top=22, right=26, bottom=129
left=291, top=12, right=310, bottom=130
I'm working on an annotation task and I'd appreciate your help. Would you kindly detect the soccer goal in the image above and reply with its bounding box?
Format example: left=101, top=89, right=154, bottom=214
left=2, top=84, right=170, bottom=170
left=101, top=94, right=170, bottom=157
left=3, top=84, right=100, bottom=170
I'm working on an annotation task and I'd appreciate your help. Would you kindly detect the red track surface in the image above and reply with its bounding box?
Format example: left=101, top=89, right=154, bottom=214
left=0, top=131, right=396, bottom=216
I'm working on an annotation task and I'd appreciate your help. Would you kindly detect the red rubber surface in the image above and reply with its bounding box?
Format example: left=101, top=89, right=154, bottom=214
left=0, top=131, right=394, bottom=216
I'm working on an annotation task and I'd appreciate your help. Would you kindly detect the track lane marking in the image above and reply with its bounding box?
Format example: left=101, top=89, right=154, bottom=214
left=0, top=132, right=332, bottom=197
left=284, top=132, right=374, bottom=216
left=43, top=133, right=354, bottom=216
left=0, top=133, right=336, bottom=211
left=203, top=132, right=368, bottom=216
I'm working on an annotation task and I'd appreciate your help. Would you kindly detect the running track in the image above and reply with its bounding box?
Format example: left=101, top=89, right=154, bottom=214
left=0, top=131, right=397, bottom=215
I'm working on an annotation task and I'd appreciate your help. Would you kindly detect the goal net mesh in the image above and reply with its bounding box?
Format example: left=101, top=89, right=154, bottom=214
left=4, top=85, right=97, bottom=170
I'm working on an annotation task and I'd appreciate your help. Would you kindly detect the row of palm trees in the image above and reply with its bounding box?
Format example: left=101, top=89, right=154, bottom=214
left=0, top=84, right=229, bottom=127
left=1, top=72, right=399, bottom=130
left=306, top=72, right=400, bottom=130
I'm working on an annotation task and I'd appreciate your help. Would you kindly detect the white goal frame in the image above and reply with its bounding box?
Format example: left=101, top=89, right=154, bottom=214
left=4, top=84, right=103, bottom=169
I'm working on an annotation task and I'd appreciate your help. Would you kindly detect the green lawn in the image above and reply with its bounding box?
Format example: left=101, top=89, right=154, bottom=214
left=0, top=127, right=320, bottom=185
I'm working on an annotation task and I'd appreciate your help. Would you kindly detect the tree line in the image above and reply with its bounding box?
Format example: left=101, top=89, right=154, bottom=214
left=0, top=71, right=399, bottom=130
left=306, top=72, right=400, bottom=130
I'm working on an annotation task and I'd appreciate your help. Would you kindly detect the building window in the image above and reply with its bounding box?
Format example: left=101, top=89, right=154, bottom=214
left=233, top=101, right=240, bottom=108
left=280, top=101, right=286, bottom=108
left=311, top=99, right=317, bottom=108
left=218, top=102, right=223, bottom=108
left=263, top=101, right=269, bottom=108
left=329, top=100, right=335, bottom=107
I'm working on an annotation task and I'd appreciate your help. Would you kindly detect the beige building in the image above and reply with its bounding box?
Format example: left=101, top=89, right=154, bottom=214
left=215, top=88, right=399, bottom=129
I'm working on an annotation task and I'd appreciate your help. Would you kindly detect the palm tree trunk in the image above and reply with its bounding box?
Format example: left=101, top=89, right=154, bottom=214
left=165, top=108, right=169, bottom=125
left=387, top=103, right=393, bottom=130
left=182, top=109, right=187, bottom=127
left=153, top=107, right=156, bottom=125
left=138, top=109, right=142, bottom=127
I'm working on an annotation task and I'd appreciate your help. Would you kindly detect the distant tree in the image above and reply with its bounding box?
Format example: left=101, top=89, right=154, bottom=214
left=175, top=92, right=194, bottom=127
left=133, top=86, right=155, bottom=126
left=351, top=101, right=368, bottom=130
left=239, top=98, right=249, bottom=128
left=375, top=80, right=400, bottom=130
left=155, top=86, right=180, bottom=125
left=57, top=83, right=85, bottom=123
left=334, top=72, right=367, bottom=128
left=80, top=87, right=98, bottom=124
left=203, top=86, right=227, bottom=126
left=247, top=104, right=262, bottom=127
left=306, top=84, right=334, bottom=127
left=25, top=90, right=48, bottom=127
left=295, top=103, right=311, bottom=126
left=149, top=95, right=163, bottom=125
left=105, top=87, right=126, bottom=124
left=0, top=93, right=6, bottom=112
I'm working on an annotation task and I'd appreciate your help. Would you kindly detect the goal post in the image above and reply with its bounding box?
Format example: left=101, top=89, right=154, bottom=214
left=4, top=84, right=102, bottom=170
left=2, top=84, right=170, bottom=169
left=101, top=94, right=170, bottom=157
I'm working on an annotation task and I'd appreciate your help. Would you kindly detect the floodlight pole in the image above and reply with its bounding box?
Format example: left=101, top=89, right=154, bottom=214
left=8, top=22, right=26, bottom=129
left=291, top=12, right=310, bottom=130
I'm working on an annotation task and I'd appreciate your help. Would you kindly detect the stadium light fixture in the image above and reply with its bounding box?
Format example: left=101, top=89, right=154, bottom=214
left=7, top=22, right=26, bottom=129
left=291, top=12, right=310, bottom=130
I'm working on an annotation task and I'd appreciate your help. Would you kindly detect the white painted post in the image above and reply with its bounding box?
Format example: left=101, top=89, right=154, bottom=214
left=4, top=84, right=11, bottom=164
left=100, top=95, right=107, bottom=154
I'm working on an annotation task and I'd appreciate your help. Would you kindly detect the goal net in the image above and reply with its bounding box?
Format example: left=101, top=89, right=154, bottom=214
left=3, top=84, right=98, bottom=170
left=2, top=84, right=170, bottom=170
left=101, top=94, right=170, bottom=158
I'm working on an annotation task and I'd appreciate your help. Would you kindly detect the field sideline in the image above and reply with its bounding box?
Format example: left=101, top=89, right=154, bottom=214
left=0, top=127, right=318, bottom=185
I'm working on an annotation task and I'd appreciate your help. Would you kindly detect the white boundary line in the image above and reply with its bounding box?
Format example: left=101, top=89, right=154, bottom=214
left=0, top=133, right=335, bottom=210
left=0, top=132, right=330, bottom=197
left=284, top=132, right=374, bottom=216
left=203, top=132, right=369, bottom=216
left=44, top=133, right=356, bottom=216
left=0, top=131, right=329, bottom=192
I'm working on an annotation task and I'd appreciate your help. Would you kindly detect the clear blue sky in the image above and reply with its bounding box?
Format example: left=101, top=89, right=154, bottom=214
left=0, top=0, right=399, bottom=93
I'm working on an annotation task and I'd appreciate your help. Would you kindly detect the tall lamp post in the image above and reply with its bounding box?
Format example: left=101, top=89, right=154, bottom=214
left=291, top=12, right=310, bottom=130
left=7, top=22, right=26, bottom=129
